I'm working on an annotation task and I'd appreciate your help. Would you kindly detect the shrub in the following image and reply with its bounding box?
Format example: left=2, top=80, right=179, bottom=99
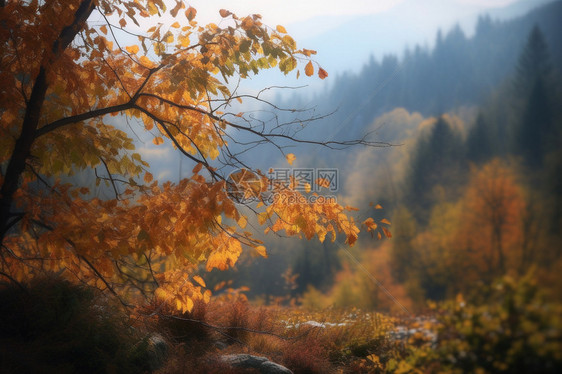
left=392, top=273, right=562, bottom=373
left=0, top=276, right=153, bottom=373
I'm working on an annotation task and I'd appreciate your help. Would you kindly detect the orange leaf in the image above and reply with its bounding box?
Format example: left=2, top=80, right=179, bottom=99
left=305, top=61, right=314, bottom=77
left=276, top=25, right=287, bottom=33
left=302, top=48, right=317, bottom=56
left=143, top=172, right=153, bottom=183
left=380, top=218, right=391, bottom=225
left=152, top=136, right=164, bottom=145
left=219, top=9, right=231, bottom=18
left=193, top=275, right=206, bottom=287
left=192, top=162, right=203, bottom=174
left=318, top=67, right=328, bottom=80
left=286, top=153, right=296, bottom=165
left=382, top=227, right=392, bottom=238
left=185, top=7, right=197, bottom=21
left=100, top=25, right=108, bottom=35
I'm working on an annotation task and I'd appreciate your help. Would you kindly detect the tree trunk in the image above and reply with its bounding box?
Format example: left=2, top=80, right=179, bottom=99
left=0, top=0, right=95, bottom=244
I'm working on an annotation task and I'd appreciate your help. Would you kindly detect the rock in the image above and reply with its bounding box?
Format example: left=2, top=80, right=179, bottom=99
left=146, top=333, right=169, bottom=371
left=220, top=354, right=293, bottom=374
left=214, top=340, right=229, bottom=350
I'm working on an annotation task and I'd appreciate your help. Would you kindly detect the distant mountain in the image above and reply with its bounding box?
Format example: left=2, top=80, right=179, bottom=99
left=286, top=0, right=556, bottom=76
left=277, top=0, right=562, bottom=146
left=218, top=0, right=562, bottom=172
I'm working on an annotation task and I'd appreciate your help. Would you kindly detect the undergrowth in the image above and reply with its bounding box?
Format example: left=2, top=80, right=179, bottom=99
left=2, top=274, right=560, bottom=373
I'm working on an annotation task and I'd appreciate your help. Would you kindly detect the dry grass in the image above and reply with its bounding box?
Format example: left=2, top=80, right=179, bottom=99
left=146, top=296, right=404, bottom=374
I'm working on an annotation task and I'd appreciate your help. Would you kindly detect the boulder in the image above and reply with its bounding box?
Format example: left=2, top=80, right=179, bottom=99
left=146, top=333, right=169, bottom=371
left=220, top=354, right=293, bottom=374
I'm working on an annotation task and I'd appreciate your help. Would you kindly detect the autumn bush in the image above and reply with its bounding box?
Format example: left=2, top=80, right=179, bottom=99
left=280, top=333, right=333, bottom=374
left=0, top=275, right=153, bottom=373
left=389, top=272, right=562, bottom=373
left=145, top=298, right=211, bottom=354
left=142, top=296, right=405, bottom=373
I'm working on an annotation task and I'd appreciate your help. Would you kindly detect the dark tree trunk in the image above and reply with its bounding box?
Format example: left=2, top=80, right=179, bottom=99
left=0, top=0, right=95, bottom=244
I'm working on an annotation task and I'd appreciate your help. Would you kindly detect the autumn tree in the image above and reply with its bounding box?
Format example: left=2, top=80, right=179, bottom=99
left=0, top=0, right=382, bottom=311
left=457, top=159, right=526, bottom=280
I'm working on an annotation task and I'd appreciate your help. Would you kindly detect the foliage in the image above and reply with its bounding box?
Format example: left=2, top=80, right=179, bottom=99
left=405, top=115, right=466, bottom=223
left=0, top=275, right=152, bottom=373
left=0, top=0, right=383, bottom=312
left=395, top=273, right=562, bottom=373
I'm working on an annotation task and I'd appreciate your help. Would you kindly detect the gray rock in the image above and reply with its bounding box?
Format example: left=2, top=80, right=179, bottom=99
left=220, top=354, right=293, bottom=374
left=146, top=333, right=169, bottom=371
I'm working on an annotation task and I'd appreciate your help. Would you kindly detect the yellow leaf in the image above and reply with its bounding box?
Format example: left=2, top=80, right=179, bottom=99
left=282, top=35, right=296, bottom=50
left=238, top=215, right=247, bottom=229
left=171, top=21, right=180, bottom=28
left=203, top=289, right=211, bottom=303
left=193, top=275, right=206, bottom=287
left=305, top=61, right=314, bottom=77
left=163, top=31, right=174, bottom=43
left=185, top=297, right=194, bottom=312
left=153, top=136, right=164, bottom=145
left=139, top=55, right=156, bottom=68
left=125, top=45, right=139, bottom=54
left=255, top=245, right=267, bottom=258
left=286, top=153, right=296, bottom=165
left=276, top=25, right=287, bottom=33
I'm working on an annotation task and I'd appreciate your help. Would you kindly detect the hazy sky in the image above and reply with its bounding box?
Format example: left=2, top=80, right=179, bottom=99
left=190, top=0, right=520, bottom=26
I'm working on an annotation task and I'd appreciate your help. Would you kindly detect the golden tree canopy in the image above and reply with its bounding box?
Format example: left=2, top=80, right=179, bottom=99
left=0, top=0, right=382, bottom=311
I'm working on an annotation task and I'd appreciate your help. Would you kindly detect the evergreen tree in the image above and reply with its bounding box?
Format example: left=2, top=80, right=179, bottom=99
left=406, top=116, right=465, bottom=222
left=517, top=78, right=553, bottom=167
left=512, top=25, right=555, bottom=167
left=513, top=25, right=552, bottom=98
left=466, top=113, right=493, bottom=164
